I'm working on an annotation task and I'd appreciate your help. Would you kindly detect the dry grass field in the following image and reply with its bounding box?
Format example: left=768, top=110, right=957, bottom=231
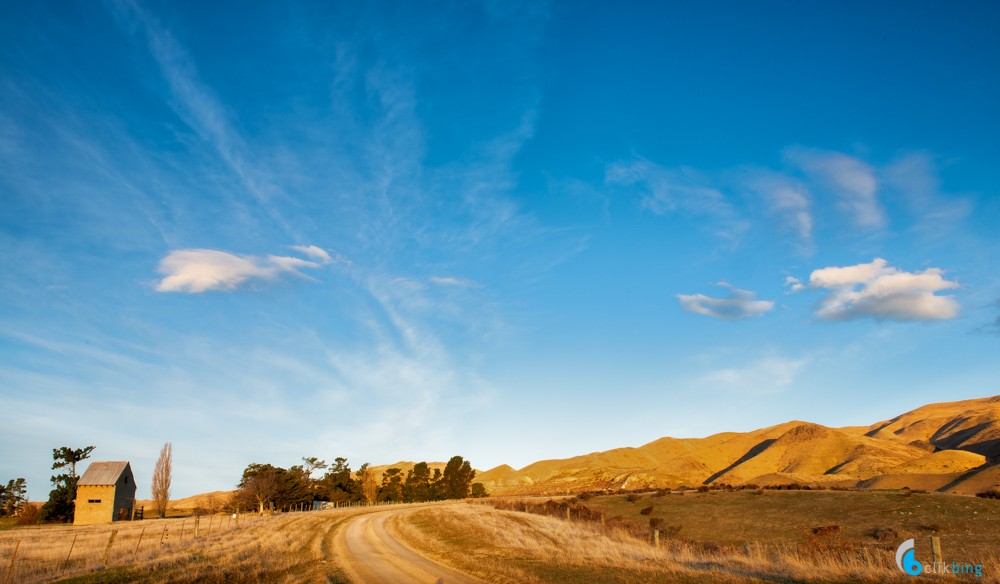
left=0, top=508, right=362, bottom=584
left=1, top=491, right=997, bottom=583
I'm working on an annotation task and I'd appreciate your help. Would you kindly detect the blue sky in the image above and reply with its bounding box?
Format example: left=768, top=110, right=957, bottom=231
left=2, top=1, right=999, bottom=499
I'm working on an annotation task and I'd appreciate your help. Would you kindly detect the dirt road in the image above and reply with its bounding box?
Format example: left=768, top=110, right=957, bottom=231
left=333, top=505, right=485, bottom=584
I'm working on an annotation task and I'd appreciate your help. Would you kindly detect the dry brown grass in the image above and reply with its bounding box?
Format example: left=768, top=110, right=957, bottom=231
left=0, top=507, right=383, bottom=584
left=393, top=502, right=999, bottom=583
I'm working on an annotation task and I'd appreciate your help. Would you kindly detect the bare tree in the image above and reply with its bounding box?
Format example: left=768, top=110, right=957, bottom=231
left=151, top=442, right=172, bottom=518
left=357, top=463, right=378, bottom=504
left=243, top=473, right=280, bottom=513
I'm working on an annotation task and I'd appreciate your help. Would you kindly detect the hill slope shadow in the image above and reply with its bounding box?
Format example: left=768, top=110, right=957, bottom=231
left=703, top=439, right=776, bottom=485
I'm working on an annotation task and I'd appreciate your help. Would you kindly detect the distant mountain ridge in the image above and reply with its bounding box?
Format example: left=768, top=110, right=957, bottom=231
left=477, top=395, right=1000, bottom=496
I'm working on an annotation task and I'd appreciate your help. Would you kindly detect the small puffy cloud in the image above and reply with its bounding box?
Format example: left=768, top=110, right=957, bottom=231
left=784, top=276, right=805, bottom=293
left=785, top=147, right=885, bottom=229
left=156, top=247, right=329, bottom=293
left=803, top=258, right=959, bottom=321
left=677, top=283, right=774, bottom=320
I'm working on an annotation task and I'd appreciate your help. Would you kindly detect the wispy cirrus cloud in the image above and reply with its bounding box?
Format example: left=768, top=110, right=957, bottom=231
left=784, top=146, right=885, bottom=230
left=677, top=283, right=774, bottom=320
left=429, top=276, right=479, bottom=287
left=605, top=159, right=749, bottom=244
left=699, top=354, right=810, bottom=394
left=107, top=0, right=293, bottom=236
left=790, top=258, right=960, bottom=321
left=881, top=152, right=972, bottom=233
left=738, top=168, right=813, bottom=244
left=155, top=247, right=334, bottom=293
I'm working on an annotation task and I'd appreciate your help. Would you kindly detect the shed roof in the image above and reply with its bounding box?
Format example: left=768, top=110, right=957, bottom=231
left=78, top=461, right=131, bottom=486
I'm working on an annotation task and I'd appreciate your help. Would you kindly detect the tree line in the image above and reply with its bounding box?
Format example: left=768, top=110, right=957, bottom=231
left=232, top=455, right=488, bottom=513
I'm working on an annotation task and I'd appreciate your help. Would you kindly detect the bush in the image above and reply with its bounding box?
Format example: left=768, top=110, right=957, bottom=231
left=918, top=524, right=941, bottom=533
left=976, top=488, right=1000, bottom=500
left=696, top=485, right=709, bottom=493
left=811, top=524, right=844, bottom=538
left=625, top=494, right=640, bottom=503
left=15, top=503, right=41, bottom=525
left=639, top=505, right=653, bottom=516
left=867, top=527, right=898, bottom=542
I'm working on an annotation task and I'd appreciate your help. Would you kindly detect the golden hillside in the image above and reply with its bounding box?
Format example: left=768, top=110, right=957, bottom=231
left=479, top=394, right=1000, bottom=496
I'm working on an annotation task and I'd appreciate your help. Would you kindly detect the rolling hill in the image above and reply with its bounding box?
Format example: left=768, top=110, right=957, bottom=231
left=477, top=395, right=1000, bottom=495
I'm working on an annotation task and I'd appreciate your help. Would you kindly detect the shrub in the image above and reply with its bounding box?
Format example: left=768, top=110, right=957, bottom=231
left=918, top=524, right=941, bottom=533
left=639, top=505, right=653, bottom=516
left=625, top=494, right=640, bottom=503
left=867, top=527, right=898, bottom=542
left=15, top=502, right=41, bottom=525
left=811, top=524, right=844, bottom=538
left=696, top=485, right=709, bottom=493
left=976, top=488, right=1000, bottom=500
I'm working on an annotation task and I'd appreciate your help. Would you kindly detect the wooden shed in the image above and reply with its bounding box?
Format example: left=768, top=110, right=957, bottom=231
left=73, top=461, right=136, bottom=525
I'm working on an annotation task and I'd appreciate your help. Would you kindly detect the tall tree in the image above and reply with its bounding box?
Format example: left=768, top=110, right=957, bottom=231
left=51, top=446, right=95, bottom=483
left=378, top=468, right=404, bottom=502
left=1, top=479, right=27, bottom=517
left=356, top=463, right=378, bottom=504
left=441, top=456, right=476, bottom=500
left=301, top=457, right=327, bottom=479
left=40, top=445, right=95, bottom=523
left=404, top=462, right=432, bottom=502
left=151, top=442, right=172, bottom=518
left=317, top=458, right=354, bottom=502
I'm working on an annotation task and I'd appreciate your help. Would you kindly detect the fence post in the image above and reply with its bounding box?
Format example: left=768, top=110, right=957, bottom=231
left=134, top=526, right=146, bottom=554
left=180, top=519, right=186, bottom=541
left=102, top=530, right=118, bottom=565
left=931, top=536, right=942, bottom=570
left=194, top=516, right=200, bottom=539
left=5, top=540, right=19, bottom=584
left=64, top=534, right=78, bottom=569
left=652, top=529, right=660, bottom=548
left=160, top=524, right=167, bottom=546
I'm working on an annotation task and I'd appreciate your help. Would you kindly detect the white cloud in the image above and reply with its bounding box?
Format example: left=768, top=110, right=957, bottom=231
left=784, top=276, right=805, bottom=293
left=290, top=244, right=346, bottom=264
left=700, top=355, right=809, bottom=394
left=677, top=283, right=774, bottom=320
left=785, top=147, right=885, bottom=229
left=802, top=258, right=959, bottom=321
left=155, top=248, right=326, bottom=293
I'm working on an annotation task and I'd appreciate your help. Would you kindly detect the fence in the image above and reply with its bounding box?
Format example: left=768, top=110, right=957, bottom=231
left=0, top=512, right=273, bottom=584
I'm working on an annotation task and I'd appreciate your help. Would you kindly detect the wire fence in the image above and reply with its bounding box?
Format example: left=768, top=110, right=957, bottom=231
left=0, top=512, right=274, bottom=584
